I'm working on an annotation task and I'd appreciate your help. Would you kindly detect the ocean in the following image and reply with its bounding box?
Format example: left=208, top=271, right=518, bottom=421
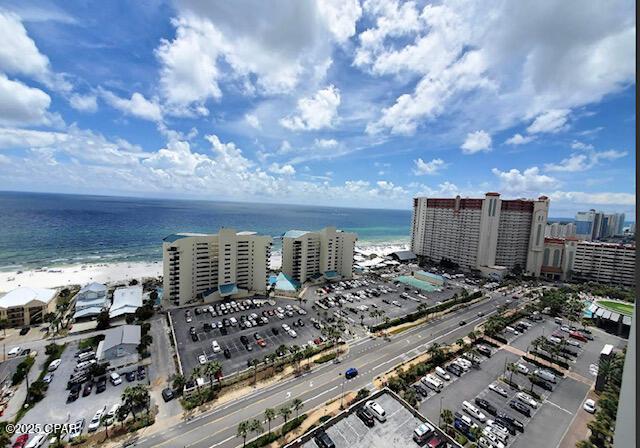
left=0, top=191, right=412, bottom=271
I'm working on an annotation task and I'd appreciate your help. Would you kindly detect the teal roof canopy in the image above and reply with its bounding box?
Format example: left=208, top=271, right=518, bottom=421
left=283, top=230, right=310, bottom=238
left=275, top=273, right=300, bottom=291
left=219, top=283, right=238, bottom=297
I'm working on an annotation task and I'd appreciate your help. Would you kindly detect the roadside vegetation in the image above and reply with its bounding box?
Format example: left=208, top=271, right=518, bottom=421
left=236, top=400, right=306, bottom=448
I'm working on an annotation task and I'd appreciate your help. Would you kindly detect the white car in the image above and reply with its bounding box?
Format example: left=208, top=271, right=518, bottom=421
left=365, top=400, right=387, bottom=422
left=481, top=428, right=506, bottom=448
left=88, top=406, right=107, bottom=432
left=583, top=399, right=596, bottom=413
left=229, top=317, right=238, bottom=326
left=548, top=336, right=563, bottom=344
left=288, top=329, right=298, bottom=338
left=515, top=363, right=529, bottom=375
left=505, top=326, right=519, bottom=335
left=48, top=358, right=62, bottom=371
left=67, top=419, right=84, bottom=440
left=25, top=432, right=47, bottom=448
left=516, top=392, right=538, bottom=408
left=109, top=372, right=122, bottom=386
left=211, top=341, right=221, bottom=353
left=198, top=354, right=207, bottom=364
left=282, top=324, right=290, bottom=331
left=462, top=400, right=486, bottom=422
left=488, top=383, right=509, bottom=397
left=7, top=346, right=21, bottom=358
left=455, top=357, right=472, bottom=370
left=560, top=326, right=571, bottom=333
left=567, top=339, right=581, bottom=347
left=485, top=420, right=510, bottom=441
left=104, top=404, right=120, bottom=425
left=435, top=366, right=451, bottom=381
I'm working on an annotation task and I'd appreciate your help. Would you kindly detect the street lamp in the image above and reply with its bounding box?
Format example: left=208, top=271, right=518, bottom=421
left=339, top=372, right=345, bottom=409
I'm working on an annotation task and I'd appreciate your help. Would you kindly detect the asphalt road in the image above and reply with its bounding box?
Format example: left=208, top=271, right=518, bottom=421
left=134, top=292, right=515, bottom=448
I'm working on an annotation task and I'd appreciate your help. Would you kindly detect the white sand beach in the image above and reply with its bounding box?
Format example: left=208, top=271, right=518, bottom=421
left=0, top=261, right=162, bottom=292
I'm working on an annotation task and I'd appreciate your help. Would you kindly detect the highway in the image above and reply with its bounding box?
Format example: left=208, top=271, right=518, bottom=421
left=134, top=291, right=515, bottom=448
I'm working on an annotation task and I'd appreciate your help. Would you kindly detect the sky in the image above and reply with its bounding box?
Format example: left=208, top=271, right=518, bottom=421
left=0, top=0, right=635, bottom=218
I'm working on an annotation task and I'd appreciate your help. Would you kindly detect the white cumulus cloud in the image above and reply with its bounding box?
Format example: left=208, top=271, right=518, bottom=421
left=413, top=158, right=446, bottom=175
left=461, top=130, right=492, bottom=154
left=280, top=85, right=341, bottom=131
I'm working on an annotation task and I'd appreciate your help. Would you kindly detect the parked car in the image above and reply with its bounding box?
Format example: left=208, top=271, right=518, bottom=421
left=314, top=431, right=335, bottom=448
left=356, top=406, right=375, bottom=427
left=476, top=345, right=492, bottom=357
left=12, top=434, right=29, bottom=448
left=110, top=372, right=122, bottom=386
left=42, top=372, right=54, bottom=384
left=87, top=406, right=107, bottom=432
left=96, top=376, right=107, bottom=393
left=82, top=382, right=93, bottom=396
left=223, top=348, right=231, bottom=359
left=475, top=398, right=497, bottom=415
left=413, top=383, right=429, bottom=397
left=488, top=383, right=508, bottom=397
left=583, top=399, right=596, bottom=414
left=569, top=331, right=588, bottom=342
left=48, top=359, right=62, bottom=371
left=462, top=401, right=486, bottom=422
left=496, top=412, right=524, bottom=432
left=365, top=400, right=387, bottom=422
left=516, top=392, right=538, bottom=408
left=509, top=400, right=531, bottom=417
left=515, top=363, right=529, bottom=374
left=125, top=370, right=136, bottom=382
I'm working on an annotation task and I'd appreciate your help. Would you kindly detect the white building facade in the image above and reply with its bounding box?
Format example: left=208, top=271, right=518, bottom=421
left=282, top=227, right=357, bottom=284
left=163, top=228, right=271, bottom=305
left=410, top=193, right=550, bottom=277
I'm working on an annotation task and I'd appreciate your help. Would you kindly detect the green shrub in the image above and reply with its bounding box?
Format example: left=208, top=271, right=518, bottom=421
left=319, top=415, right=331, bottom=423
left=12, top=357, right=35, bottom=386
left=314, top=352, right=337, bottom=364
left=455, top=433, right=468, bottom=446
left=527, top=352, right=569, bottom=370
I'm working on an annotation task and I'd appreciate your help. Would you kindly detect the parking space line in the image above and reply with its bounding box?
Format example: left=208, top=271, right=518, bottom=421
left=544, top=399, right=573, bottom=415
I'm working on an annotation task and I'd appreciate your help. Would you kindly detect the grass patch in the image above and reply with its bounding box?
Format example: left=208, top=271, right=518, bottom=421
left=313, top=352, right=337, bottom=364
left=78, top=335, right=104, bottom=350
left=597, top=300, right=634, bottom=316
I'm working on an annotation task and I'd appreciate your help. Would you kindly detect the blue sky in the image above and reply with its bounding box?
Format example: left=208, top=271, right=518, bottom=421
left=0, top=0, right=635, bottom=218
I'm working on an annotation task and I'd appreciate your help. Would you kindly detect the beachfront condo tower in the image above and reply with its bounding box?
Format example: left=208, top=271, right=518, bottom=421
left=281, top=226, right=357, bottom=284
left=410, top=192, right=550, bottom=278
left=162, top=228, right=271, bottom=305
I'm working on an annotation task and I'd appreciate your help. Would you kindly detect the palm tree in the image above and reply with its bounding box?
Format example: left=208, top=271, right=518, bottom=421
left=456, top=338, right=465, bottom=350
left=279, top=404, right=292, bottom=424
left=527, top=373, right=537, bottom=394
left=292, top=398, right=304, bottom=419
left=204, top=360, right=223, bottom=389
left=171, top=373, right=186, bottom=394
left=427, top=343, right=445, bottom=364
left=264, top=408, right=276, bottom=434
left=237, top=421, right=250, bottom=447
left=191, top=365, right=203, bottom=390
left=101, top=414, right=111, bottom=440
left=251, top=359, right=260, bottom=385
left=506, top=362, right=517, bottom=384
left=121, top=386, right=139, bottom=419
left=0, top=318, right=9, bottom=337
left=467, top=330, right=477, bottom=344
left=251, top=418, right=264, bottom=437
left=440, top=408, right=454, bottom=429
left=469, top=425, right=483, bottom=442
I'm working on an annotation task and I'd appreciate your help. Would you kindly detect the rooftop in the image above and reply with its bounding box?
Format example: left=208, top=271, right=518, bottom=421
left=288, top=389, right=460, bottom=448
left=97, top=324, right=141, bottom=359
left=78, top=282, right=107, bottom=294
left=275, top=272, right=300, bottom=292
left=0, top=287, right=57, bottom=308
left=163, top=232, right=210, bottom=243
left=283, top=230, right=310, bottom=238
left=109, top=285, right=142, bottom=318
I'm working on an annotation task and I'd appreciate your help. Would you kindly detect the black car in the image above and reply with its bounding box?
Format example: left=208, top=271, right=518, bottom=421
left=162, top=388, right=174, bottom=402
left=125, top=371, right=137, bottom=382
left=413, top=383, right=429, bottom=397
left=220, top=327, right=228, bottom=335
left=494, top=417, right=517, bottom=435
left=223, top=318, right=230, bottom=327
left=497, top=413, right=525, bottom=432
left=271, top=327, right=279, bottom=336
left=476, top=345, right=492, bottom=357
left=20, top=348, right=31, bottom=357
left=297, top=319, right=305, bottom=327
left=240, top=335, right=249, bottom=345
left=446, top=364, right=463, bottom=376
left=137, top=366, right=146, bottom=380
left=67, top=384, right=80, bottom=402
left=203, top=322, right=212, bottom=332
left=191, top=333, right=199, bottom=342
left=356, top=406, right=375, bottom=427
left=223, top=348, right=231, bottom=359
left=459, top=320, right=467, bottom=326
left=19, top=327, right=30, bottom=335
left=82, top=382, right=93, bottom=396
left=96, top=376, right=107, bottom=393
left=194, top=307, right=202, bottom=315
left=314, top=431, right=336, bottom=448
left=474, top=398, right=497, bottom=416
left=189, top=326, right=196, bottom=334
left=509, top=400, right=531, bottom=417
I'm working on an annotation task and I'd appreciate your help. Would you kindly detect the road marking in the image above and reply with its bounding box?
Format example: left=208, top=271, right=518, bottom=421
left=545, top=399, right=573, bottom=415
left=208, top=434, right=235, bottom=448
left=286, top=391, right=291, bottom=398
left=309, top=381, right=313, bottom=388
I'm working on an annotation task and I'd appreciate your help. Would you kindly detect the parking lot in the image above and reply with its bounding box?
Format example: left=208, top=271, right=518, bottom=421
left=171, top=298, right=327, bottom=378
left=416, top=315, right=616, bottom=448
left=18, top=340, right=148, bottom=443
left=309, top=276, right=461, bottom=330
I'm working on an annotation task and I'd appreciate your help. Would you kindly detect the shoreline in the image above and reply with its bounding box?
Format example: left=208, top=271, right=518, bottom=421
left=0, top=242, right=410, bottom=292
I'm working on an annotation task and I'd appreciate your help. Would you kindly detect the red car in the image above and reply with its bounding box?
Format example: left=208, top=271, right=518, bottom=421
left=13, top=434, right=29, bottom=448
left=569, top=331, right=587, bottom=342
left=256, top=338, right=267, bottom=347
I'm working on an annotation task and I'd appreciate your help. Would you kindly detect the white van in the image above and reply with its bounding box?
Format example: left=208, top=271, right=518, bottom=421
left=422, top=375, right=443, bottom=392
left=454, top=357, right=471, bottom=370
left=435, top=366, right=451, bottom=381
left=110, top=372, right=122, bottom=385
left=212, top=340, right=221, bottom=353
left=365, top=400, right=387, bottom=422
left=462, top=400, right=486, bottom=422
left=77, top=351, right=95, bottom=362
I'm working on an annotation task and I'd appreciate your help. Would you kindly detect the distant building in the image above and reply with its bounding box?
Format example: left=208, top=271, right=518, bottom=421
left=545, top=222, right=576, bottom=239
left=73, top=282, right=108, bottom=320
left=572, top=241, right=635, bottom=287
left=163, top=228, right=272, bottom=306
left=281, top=226, right=357, bottom=284
left=575, top=209, right=605, bottom=241
left=410, top=193, right=549, bottom=277
left=110, top=285, right=142, bottom=319
left=0, top=287, right=57, bottom=327
left=96, top=324, right=140, bottom=365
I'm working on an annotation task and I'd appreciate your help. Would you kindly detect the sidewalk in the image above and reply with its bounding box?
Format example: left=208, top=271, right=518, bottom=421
left=558, top=388, right=597, bottom=448
left=2, top=350, right=44, bottom=421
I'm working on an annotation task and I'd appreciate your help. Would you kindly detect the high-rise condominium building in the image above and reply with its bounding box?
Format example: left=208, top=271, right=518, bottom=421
left=545, top=222, right=576, bottom=239
left=281, top=226, right=357, bottom=284
left=410, top=193, right=550, bottom=277
left=162, top=228, right=271, bottom=305
left=603, top=213, right=625, bottom=237
left=572, top=241, right=635, bottom=287
left=575, top=209, right=605, bottom=241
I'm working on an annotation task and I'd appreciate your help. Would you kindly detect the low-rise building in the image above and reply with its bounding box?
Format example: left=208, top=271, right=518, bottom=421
left=0, top=287, right=57, bottom=327
left=109, top=285, right=142, bottom=319
left=539, top=238, right=577, bottom=282
left=96, top=325, right=141, bottom=366
left=73, top=282, right=109, bottom=320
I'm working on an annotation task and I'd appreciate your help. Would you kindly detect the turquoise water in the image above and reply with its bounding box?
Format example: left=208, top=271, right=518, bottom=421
left=0, top=191, right=411, bottom=271
left=395, top=276, right=440, bottom=292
